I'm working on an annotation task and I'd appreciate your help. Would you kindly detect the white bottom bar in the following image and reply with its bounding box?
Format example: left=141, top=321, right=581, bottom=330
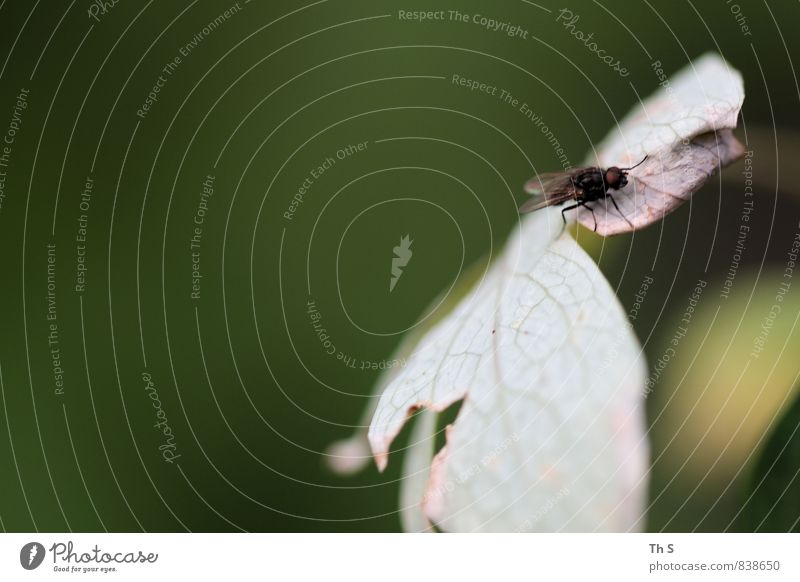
left=1, top=533, right=796, bottom=581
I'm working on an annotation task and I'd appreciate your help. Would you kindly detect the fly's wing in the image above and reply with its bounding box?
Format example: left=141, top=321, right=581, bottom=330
left=519, top=171, right=585, bottom=214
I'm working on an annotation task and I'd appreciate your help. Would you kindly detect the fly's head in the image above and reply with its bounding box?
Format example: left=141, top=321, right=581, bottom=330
left=604, top=166, right=628, bottom=190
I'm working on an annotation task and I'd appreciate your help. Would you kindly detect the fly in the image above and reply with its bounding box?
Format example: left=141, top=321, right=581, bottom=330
left=519, top=156, right=647, bottom=231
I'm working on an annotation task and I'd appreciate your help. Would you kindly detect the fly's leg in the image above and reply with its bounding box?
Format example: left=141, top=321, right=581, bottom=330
left=562, top=201, right=596, bottom=231
left=583, top=201, right=598, bottom=232
left=608, top=193, right=634, bottom=230
left=561, top=203, right=578, bottom=224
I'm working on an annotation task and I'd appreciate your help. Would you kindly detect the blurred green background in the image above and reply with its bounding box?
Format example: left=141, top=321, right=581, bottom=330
left=0, top=0, right=798, bottom=532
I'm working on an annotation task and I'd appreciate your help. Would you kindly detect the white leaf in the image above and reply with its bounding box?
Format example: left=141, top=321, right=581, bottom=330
left=325, top=367, right=397, bottom=476
left=368, top=209, right=648, bottom=531
left=399, top=409, right=437, bottom=532
left=577, top=53, right=746, bottom=235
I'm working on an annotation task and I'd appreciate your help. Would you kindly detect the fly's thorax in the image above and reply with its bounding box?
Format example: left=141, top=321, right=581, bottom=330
left=576, top=168, right=609, bottom=201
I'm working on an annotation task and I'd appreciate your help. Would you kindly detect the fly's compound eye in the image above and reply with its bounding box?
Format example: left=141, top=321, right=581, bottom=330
left=605, top=168, right=623, bottom=188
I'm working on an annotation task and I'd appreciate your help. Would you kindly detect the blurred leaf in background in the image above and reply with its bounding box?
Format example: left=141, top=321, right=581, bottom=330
left=746, top=387, right=800, bottom=532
